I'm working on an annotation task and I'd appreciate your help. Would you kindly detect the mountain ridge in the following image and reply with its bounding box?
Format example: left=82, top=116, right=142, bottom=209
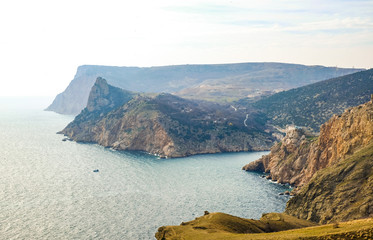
left=46, top=63, right=362, bottom=115
left=242, top=68, right=373, bottom=131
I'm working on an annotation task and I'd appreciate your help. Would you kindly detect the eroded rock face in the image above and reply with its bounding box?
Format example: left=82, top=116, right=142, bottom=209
left=284, top=101, right=373, bottom=223
left=285, top=140, right=373, bottom=224
left=60, top=77, right=275, bottom=158
left=244, top=99, right=373, bottom=224
left=243, top=127, right=318, bottom=186
left=243, top=100, right=373, bottom=188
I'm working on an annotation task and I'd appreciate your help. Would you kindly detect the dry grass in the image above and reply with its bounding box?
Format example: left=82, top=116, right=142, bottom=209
left=156, top=213, right=373, bottom=240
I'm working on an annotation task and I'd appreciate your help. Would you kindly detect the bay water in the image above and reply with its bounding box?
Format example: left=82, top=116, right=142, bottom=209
left=0, top=97, right=290, bottom=239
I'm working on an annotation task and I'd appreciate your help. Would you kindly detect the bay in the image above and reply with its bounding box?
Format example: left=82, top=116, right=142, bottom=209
left=0, top=97, right=290, bottom=239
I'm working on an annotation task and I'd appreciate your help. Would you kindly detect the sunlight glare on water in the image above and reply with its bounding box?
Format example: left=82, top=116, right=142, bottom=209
left=0, top=97, right=290, bottom=239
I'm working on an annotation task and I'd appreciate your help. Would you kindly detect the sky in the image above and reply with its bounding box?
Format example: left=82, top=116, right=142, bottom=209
left=0, top=0, right=372, bottom=96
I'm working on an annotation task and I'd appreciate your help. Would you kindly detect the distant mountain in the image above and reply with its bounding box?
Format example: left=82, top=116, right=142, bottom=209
left=240, top=69, right=373, bottom=131
left=59, top=77, right=275, bottom=158
left=46, top=63, right=362, bottom=115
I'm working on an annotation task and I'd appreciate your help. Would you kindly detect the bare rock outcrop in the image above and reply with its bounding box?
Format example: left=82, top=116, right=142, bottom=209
left=244, top=100, right=373, bottom=188
left=243, top=126, right=318, bottom=186
left=244, top=99, right=373, bottom=223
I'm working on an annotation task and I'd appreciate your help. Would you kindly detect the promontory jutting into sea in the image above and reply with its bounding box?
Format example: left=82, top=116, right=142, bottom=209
left=2, top=62, right=373, bottom=239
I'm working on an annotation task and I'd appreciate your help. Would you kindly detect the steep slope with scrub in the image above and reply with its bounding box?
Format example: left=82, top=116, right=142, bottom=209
left=60, top=77, right=275, bottom=158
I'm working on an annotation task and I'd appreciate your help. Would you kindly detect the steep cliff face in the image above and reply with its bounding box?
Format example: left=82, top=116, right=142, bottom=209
left=244, top=100, right=373, bottom=188
left=285, top=141, right=373, bottom=224
left=59, top=77, right=135, bottom=141
left=85, top=77, right=135, bottom=113
left=243, top=99, right=373, bottom=223
left=284, top=100, right=373, bottom=223
left=60, top=79, right=275, bottom=158
left=243, top=127, right=319, bottom=186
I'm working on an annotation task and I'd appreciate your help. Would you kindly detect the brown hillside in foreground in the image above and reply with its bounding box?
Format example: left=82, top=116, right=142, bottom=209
left=155, top=212, right=373, bottom=240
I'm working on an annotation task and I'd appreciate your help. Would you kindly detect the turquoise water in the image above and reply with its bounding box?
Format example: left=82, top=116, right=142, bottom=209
left=0, top=97, right=290, bottom=239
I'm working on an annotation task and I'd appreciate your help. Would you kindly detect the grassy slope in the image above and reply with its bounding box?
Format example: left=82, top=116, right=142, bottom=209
left=156, top=212, right=373, bottom=240
left=156, top=212, right=317, bottom=240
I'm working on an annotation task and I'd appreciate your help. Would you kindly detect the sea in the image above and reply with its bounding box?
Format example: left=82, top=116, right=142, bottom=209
left=0, top=97, right=291, bottom=240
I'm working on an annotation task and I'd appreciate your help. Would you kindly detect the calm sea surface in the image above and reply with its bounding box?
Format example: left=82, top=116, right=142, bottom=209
left=0, top=97, right=290, bottom=239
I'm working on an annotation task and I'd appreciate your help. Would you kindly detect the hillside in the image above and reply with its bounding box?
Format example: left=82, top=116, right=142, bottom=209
left=46, top=63, right=361, bottom=115
left=59, top=77, right=275, bottom=158
left=242, top=69, right=373, bottom=131
left=155, top=212, right=373, bottom=240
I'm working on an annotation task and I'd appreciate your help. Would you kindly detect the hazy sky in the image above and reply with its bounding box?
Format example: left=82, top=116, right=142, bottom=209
left=1, top=0, right=372, bottom=96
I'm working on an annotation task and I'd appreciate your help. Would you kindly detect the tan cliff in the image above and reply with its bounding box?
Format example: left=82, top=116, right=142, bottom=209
left=243, top=99, right=373, bottom=188
left=285, top=140, right=373, bottom=223
left=243, top=126, right=319, bottom=187
left=243, top=98, right=373, bottom=223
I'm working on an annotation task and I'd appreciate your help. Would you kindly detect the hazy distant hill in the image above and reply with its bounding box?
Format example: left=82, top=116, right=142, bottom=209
left=240, top=69, right=373, bottom=131
left=46, top=63, right=362, bottom=115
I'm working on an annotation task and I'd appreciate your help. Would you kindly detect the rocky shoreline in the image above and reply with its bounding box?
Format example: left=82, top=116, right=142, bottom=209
left=59, top=77, right=276, bottom=158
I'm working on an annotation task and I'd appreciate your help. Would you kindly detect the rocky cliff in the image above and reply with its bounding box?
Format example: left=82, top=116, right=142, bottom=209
left=60, top=78, right=275, bottom=158
left=244, top=99, right=373, bottom=223
left=285, top=141, right=373, bottom=224
left=284, top=100, right=373, bottom=223
left=243, top=99, right=373, bottom=189
left=243, top=126, right=319, bottom=187
left=46, top=63, right=362, bottom=115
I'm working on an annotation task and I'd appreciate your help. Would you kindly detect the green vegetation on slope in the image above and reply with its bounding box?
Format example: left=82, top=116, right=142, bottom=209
left=241, top=69, right=373, bottom=131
